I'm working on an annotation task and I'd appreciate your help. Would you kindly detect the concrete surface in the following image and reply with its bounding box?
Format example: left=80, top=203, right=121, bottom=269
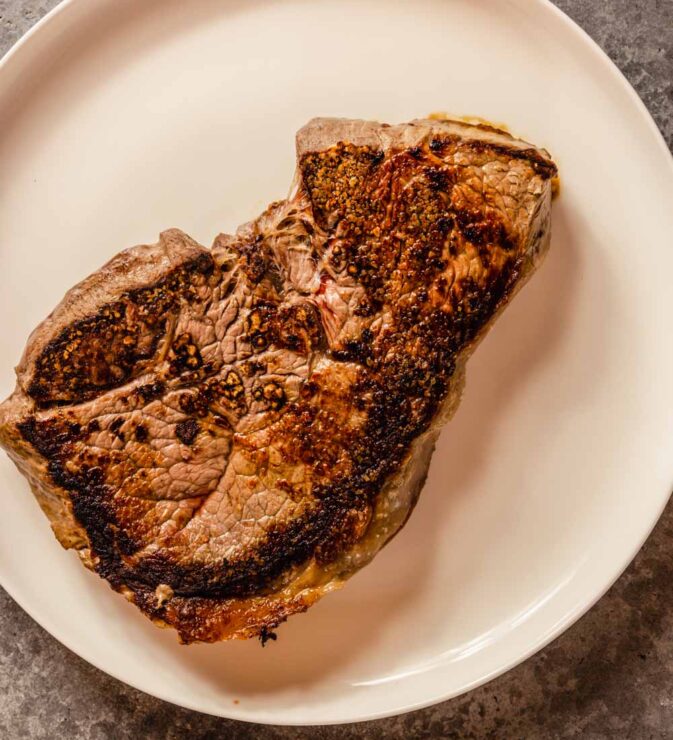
left=1, top=0, right=672, bottom=737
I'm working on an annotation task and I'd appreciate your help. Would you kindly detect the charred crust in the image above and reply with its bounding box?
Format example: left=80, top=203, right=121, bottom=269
left=175, top=419, right=199, bottom=446
left=245, top=302, right=277, bottom=352
left=300, top=380, right=319, bottom=399
left=109, top=417, right=125, bottom=440
left=17, top=416, right=135, bottom=581
left=239, top=238, right=274, bottom=284
left=425, top=167, right=453, bottom=192
left=429, top=137, right=447, bottom=154
left=178, top=390, right=210, bottom=418
left=167, top=333, right=203, bottom=376
left=331, top=328, right=374, bottom=366
left=240, top=360, right=265, bottom=376
left=328, top=241, right=346, bottom=272
left=126, top=484, right=370, bottom=598
left=203, top=370, right=247, bottom=413
left=134, top=424, right=149, bottom=443
left=18, top=409, right=375, bottom=600
left=222, top=370, right=245, bottom=399
left=368, top=150, right=385, bottom=166
left=455, top=208, right=516, bottom=251
left=353, top=295, right=379, bottom=317
left=274, top=302, right=325, bottom=354
left=137, top=380, right=165, bottom=403
left=252, top=381, right=286, bottom=411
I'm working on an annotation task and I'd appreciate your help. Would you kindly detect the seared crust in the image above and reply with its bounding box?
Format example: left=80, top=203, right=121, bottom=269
left=0, top=118, right=556, bottom=642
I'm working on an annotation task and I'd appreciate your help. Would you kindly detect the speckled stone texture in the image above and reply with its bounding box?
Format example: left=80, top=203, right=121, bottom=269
left=0, top=1, right=672, bottom=737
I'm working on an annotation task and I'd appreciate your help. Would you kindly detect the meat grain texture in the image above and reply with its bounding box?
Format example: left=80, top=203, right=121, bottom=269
left=0, top=118, right=557, bottom=643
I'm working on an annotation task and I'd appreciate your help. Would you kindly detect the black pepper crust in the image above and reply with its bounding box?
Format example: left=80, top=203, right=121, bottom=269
left=27, top=254, right=214, bottom=406
left=5, top=125, right=556, bottom=643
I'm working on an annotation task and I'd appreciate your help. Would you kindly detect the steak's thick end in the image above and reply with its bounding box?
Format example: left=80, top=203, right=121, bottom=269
left=0, top=118, right=556, bottom=643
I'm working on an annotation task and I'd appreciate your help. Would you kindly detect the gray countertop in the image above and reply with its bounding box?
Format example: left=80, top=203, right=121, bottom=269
left=1, top=1, right=672, bottom=737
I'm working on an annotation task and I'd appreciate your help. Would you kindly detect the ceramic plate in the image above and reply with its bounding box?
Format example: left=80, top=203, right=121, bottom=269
left=1, top=0, right=672, bottom=725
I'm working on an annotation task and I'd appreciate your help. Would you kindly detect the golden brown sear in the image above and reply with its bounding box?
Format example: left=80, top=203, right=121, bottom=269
left=0, top=118, right=556, bottom=643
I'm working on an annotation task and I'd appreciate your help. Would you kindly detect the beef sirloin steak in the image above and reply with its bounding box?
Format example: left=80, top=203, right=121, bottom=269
left=0, top=118, right=557, bottom=643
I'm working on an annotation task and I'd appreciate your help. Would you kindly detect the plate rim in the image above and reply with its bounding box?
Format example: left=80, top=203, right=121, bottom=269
left=1, top=0, right=672, bottom=725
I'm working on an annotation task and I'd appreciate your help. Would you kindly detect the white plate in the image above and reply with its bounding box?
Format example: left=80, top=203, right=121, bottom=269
left=1, top=0, right=672, bottom=726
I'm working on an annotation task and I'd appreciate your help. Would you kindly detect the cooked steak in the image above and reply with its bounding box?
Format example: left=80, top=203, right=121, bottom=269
left=0, top=118, right=557, bottom=643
